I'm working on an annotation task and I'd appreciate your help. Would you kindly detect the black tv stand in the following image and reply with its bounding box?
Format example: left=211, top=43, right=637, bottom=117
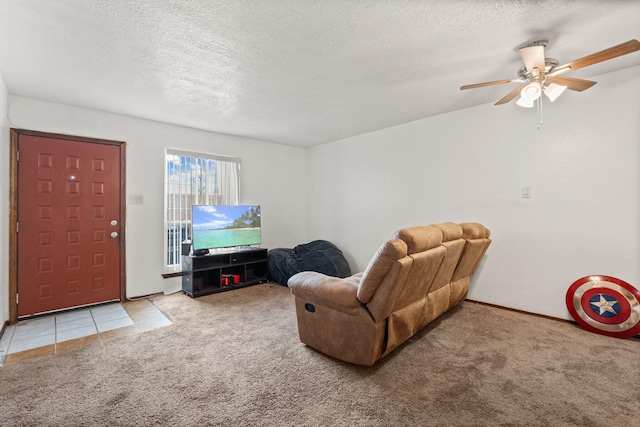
left=181, top=248, right=269, bottom=298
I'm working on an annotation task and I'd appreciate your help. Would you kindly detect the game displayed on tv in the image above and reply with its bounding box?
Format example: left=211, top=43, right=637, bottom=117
left=191, top=205, right=261, bottom=251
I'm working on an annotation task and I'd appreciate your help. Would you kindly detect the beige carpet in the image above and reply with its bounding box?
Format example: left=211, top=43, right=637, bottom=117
left=1, top=283, right=638, bottom=426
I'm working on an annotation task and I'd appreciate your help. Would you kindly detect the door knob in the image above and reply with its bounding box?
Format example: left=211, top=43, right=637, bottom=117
left=110, top=231, right=119, bottom=238
left=111, top=220, right=118, bottom=226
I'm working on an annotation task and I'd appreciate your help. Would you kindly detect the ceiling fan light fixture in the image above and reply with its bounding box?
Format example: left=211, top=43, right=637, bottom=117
left=543, top=83, right=567, bottom=102
left=521, top=81, right=542, bottom=100
left=516, top=95, right=535, bottom=108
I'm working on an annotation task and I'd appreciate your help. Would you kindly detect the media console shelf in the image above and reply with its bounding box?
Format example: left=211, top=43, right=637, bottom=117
left=182, top=248, right=269, bottom=298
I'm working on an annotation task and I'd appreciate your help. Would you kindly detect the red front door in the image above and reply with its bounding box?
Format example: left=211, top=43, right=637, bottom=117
left=17, top=133, right=123, bottom=317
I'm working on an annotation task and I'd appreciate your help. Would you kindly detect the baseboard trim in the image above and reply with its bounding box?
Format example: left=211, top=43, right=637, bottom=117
left=465, top=299, right=640, bottom=340
left=465, top=299, right=572, bottom=324
left=0, top=320, right=7, bottom=341
left=126, top=292, right=166, bottom=301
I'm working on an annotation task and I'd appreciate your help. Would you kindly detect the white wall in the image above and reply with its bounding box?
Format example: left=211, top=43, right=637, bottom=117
left=5, top=96, right=307, bottom=307
left=307, top=66, right=640, bottom=319
left=3, top=66, right=638, bottom=322
left=0, top=71, right=9, bottom=324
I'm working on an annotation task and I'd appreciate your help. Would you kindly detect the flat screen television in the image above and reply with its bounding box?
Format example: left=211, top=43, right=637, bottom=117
left=191, top=205, right=262, bottom=251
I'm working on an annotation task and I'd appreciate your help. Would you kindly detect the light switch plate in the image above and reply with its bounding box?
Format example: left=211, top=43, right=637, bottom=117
left=129, top=194, right=144, bottom=205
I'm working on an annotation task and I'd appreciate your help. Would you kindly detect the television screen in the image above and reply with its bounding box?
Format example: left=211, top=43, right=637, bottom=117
left=191, top=205, right=262, bottom=251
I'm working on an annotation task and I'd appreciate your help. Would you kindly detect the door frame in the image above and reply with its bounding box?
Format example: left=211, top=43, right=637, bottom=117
left=9, top=128, right=127, bottom=324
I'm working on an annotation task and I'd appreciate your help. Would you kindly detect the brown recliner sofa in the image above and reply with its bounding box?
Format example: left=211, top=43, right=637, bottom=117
left=287, top=222, right=491, bottom=366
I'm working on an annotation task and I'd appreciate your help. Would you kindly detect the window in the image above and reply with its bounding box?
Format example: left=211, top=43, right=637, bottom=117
left=165, top=149, right=240, bottom=272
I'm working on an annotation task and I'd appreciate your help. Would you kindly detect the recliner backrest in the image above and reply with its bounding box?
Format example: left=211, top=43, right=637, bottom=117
left=387, top=225, right=446, bottom=313
left=356, top=238, right=414, bottom=323
left=451, top=222, right=491, bottom=282
left=357, top=239, right=410, bottom=302
left=430, top=222, right=465, bottom=293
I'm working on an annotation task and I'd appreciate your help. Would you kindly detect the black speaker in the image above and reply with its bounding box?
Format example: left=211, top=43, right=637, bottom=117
left=181, top=241, right=191, bottom=256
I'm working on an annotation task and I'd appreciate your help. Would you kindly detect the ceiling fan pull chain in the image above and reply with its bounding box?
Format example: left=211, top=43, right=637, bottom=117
left=537, top=97, right=544, bottom=129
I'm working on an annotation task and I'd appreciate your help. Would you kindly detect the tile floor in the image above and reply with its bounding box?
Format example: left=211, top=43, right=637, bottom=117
left=0, top=299, right=172, bottom=366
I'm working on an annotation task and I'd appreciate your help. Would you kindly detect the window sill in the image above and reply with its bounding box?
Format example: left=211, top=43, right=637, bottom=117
left=162, top=272, right=182, bottom=279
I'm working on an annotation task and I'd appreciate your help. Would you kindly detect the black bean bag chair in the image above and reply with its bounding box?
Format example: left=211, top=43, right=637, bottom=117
left=268, top=240, right=351, bottom=286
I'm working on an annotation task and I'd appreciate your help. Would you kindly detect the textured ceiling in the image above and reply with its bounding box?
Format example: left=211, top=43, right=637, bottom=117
left=0, top=1, right=639, bottom=147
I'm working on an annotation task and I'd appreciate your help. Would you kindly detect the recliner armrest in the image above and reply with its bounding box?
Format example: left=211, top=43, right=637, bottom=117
left=288, top=271, right=362, bottom=309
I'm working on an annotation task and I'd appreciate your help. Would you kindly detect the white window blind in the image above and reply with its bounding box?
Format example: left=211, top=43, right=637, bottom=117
left=165, top=149, right=240, bottom=272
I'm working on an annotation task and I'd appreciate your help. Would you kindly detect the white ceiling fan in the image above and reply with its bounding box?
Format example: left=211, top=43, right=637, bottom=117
left=460, top=39, right=640, bottom=108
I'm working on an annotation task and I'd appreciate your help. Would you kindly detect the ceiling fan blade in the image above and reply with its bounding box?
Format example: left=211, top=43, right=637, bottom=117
left=460, top=78, right=520, bottom=90
left=494, top=85, right=524, bottom=105
left=550, top=39, right=640, bottom=76
left=519, top=45, right=546, bottom=74
left=549, top=76, right=597, bottom=92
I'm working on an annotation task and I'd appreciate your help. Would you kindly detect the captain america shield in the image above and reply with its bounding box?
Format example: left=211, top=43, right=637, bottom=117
left=566, top=275, right=640, bottom=338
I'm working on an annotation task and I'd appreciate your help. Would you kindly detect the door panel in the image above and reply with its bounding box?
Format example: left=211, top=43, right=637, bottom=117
left=17, top=134, right=122, bottom=317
